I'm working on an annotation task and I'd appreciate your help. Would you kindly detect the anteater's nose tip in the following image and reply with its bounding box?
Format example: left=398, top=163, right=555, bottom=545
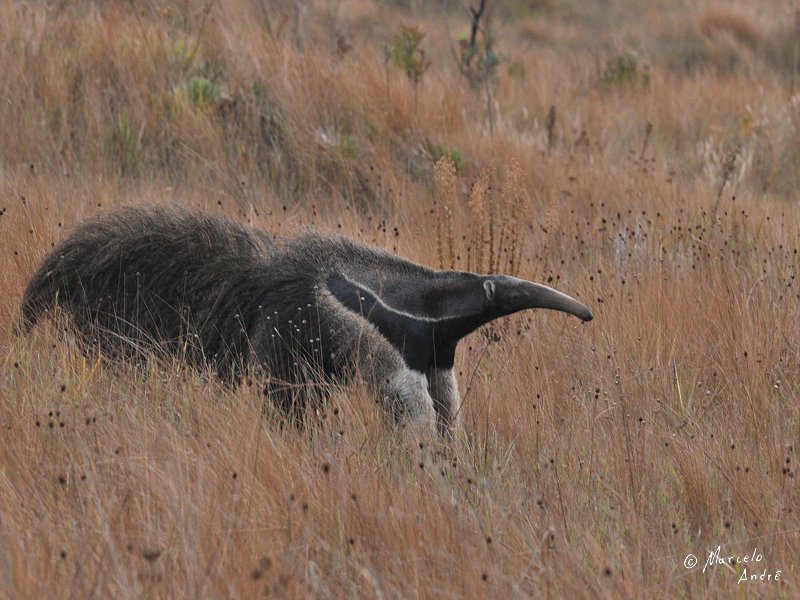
left=581, top=310, right=593, bottom=322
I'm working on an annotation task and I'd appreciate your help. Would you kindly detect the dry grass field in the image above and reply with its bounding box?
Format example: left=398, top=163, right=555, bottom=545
left=1, top=0, right=799, bottom=597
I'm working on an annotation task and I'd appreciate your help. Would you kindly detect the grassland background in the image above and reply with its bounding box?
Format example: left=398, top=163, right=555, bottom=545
left=1, top=0, right=799, bottom=597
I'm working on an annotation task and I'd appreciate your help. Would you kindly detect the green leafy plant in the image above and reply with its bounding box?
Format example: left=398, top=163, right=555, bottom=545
left=458, top=27, right=502, bottom=89
left=429, top=143, right=464, bottom=173
left=385, top=24, right=431, bottom=108
left=385, top=24, right=431, bottom=86
left=188, top=76, right=219, bottom=106
left=603, top=53, right=650, bottom=88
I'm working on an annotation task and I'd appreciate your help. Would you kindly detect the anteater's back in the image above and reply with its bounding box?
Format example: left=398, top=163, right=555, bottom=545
left=21, top=206, right=275, bottom=374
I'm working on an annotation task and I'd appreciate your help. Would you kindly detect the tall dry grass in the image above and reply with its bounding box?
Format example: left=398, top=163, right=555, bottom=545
left=1, top=0, right=799, bottom=597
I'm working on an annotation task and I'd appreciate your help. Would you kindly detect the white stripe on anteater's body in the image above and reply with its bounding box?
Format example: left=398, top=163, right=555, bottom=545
left=314, top=285, right=436, bottom=432
left=21, top=206, right=592, bottom=440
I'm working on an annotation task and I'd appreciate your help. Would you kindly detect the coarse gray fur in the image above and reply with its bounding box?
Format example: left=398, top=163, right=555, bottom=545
left=20, top=205, right=593, bottom=439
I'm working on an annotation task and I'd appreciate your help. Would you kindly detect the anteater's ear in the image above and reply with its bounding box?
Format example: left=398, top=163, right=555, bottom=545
left=483, top=279, right=496, bottom=302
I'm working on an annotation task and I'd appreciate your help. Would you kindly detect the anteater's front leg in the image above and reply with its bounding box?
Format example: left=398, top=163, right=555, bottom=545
left=428, top=368, right=461, bottom=444
left=362, top=345, right=436, bottom=440
left=319, top=292, right=437, bottom=440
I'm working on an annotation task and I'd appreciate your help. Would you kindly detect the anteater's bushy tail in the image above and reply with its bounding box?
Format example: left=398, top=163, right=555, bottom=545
left=19, top=205, right=275, bottom=342
left=19, top=244, right=70, bottom=334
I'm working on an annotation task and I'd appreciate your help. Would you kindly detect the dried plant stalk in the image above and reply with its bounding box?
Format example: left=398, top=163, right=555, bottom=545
left=486, top=165, right=498, bottom=272
left=467, top=168, right=490, bottom=272
left=433, top=156, right=457, bottom=269
left=502, top=158, right=526, bottom=276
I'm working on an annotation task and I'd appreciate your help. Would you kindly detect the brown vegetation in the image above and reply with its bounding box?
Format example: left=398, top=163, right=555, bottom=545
left=1, top=0, right=798, bottom=597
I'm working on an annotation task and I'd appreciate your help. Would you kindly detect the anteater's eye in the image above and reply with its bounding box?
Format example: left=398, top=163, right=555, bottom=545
left=483, top=280, right=496, bottom=302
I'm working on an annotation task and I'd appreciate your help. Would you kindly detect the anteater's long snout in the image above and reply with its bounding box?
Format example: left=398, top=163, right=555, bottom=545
left=518, top=280, right=593, bottom=322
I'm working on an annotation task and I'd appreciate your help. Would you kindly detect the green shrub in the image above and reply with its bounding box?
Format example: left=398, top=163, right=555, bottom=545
left=188, top=76, right=219, bottom=106
left=429, top=144, right=463, bottom=172
left=458, top=27, right=502, bottom=89
left=603, top=53, right=650, bottom=87
left=385, top=24, right=431, bottom=86
left=385, top=24, right=432, bottom=110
